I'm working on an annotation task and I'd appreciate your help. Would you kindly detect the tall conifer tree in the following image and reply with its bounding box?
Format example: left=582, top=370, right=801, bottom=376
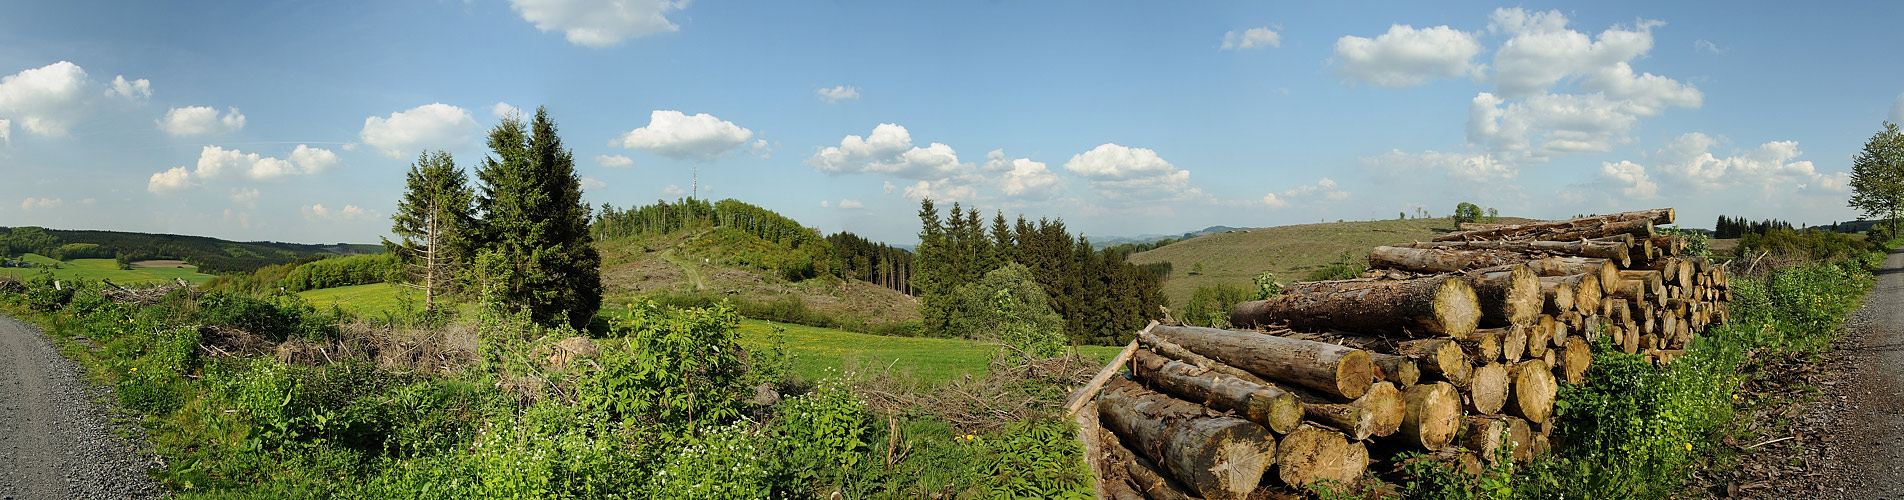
left=472, top=107, right=602, bottom=328
left=388, top=150, right=475, bottom=312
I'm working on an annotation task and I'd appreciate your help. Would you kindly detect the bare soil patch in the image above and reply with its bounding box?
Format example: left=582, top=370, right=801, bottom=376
left=129, top=259, right=193, bottom=269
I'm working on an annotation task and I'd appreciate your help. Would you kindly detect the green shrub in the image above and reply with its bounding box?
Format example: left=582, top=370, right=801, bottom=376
left=970, top=420, right=1095, bottom=499
left=1305, top=251, right=1369, bottom=281
left=770, top=376, right=870, bottom=493
left=583, top=302, right=747, bottom=429
left=1181, top=283, right=1257, bottom=328
left=23, top=271, right=75, bottom=311
left=650, top=422, right=769, bottom=499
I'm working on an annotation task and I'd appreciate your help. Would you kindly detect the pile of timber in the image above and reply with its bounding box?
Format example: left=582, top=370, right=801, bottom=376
left=1075, top=208, right=1732, bottom=499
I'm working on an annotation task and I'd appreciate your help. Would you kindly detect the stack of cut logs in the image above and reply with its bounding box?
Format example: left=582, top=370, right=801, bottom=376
left=1084, top=208, right=1732, bottom=500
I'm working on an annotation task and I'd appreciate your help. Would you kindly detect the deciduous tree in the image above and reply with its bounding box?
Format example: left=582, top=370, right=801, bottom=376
left=1850, top=122, right=1904, bottom=239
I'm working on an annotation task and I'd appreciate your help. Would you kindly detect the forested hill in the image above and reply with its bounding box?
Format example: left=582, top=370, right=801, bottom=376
left=0, top=226, right=377, bottom=274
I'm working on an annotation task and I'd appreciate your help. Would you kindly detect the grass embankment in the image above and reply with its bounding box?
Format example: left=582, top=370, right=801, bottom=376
left=0, top=253, right=217, bottom=285
left=1391, top=238, right=1894, bottom=499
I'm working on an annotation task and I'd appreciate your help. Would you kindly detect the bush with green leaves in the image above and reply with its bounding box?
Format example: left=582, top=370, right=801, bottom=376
left=1181, top=283, right=1256, bottom=328
left=649, top=422, right=769, bottom=499
left=582, top=301, right=747, bottom=429
left=970, top=419, right=1095, bottom=499
left=943, top=263, right=1066, bottom=346
left=770, top=376, right=870, bottom=493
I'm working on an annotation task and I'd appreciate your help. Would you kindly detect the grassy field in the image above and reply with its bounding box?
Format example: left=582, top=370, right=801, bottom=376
left=0, top=253, right=218, bottom=285
left=733, top=319, right=1123, bottom=384
left=298, top=281, right=1116, bottom=384
left=1126, top=217, right=1536, bottom=306
left=296, top=282, right=416, bottom=315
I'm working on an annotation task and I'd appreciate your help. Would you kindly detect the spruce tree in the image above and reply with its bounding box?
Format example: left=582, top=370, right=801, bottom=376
left=472, top=107, right=602, bottom=328
left=388, top=150, right=475, bottom=312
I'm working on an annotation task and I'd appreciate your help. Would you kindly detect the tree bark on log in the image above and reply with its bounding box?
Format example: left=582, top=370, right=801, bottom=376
left=1149, top=325, right=1376, bottom=400
left=1368, top=246, right=1532, bottom=274
left=1465, top=362, right=1509, bottom=415
left=1100, top=378, right=1276, bottom=500
left=1303, top=403, right=1377, bottom=441
left=1231, top=275, right=1481, bottom=339
left=1397, top=239, right=1630, bottom=261
left=1276, top=424, right=1370, bottom=489
left=1139, top=329, right=1275, bottom=388
left=1131, top=350, right=1305, bottom=435
left=1399, top=338, right=1472, bottom=386
left=1504, top=360, right=1558, bottom=424
left=1369, top=353, right=1420, bottom=387
left=1526, top=257, right=1620, bottom=294
left=1399, top=382, right=1462, bottom=451
left=1464, top=264, right=1542, bottom=328
left=1103, top=428, right=1198, bottom=500
left=1431, top=209, right=1672, bottom=242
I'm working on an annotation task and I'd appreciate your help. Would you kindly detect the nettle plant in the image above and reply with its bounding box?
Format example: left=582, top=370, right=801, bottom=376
left=583, top=301, right=747, bottom=430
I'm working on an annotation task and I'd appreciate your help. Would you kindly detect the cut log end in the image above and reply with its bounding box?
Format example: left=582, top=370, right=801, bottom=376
left=1277, top=424, right=1369, bottom=489
left=1335, top=349, right=1377, bottom=400
left=1433, top=277, right=1482, bottom=338
left=1506, top=360, right=1559, bottom=424
left=1400, top=382, right=1462, bottom=451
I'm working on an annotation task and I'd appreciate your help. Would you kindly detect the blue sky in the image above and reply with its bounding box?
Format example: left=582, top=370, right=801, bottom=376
left=1, top=1, right=1900, bottom=245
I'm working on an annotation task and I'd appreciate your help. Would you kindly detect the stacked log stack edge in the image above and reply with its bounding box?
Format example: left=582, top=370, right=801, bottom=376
left=1073, top=208, right=1732, bottom=499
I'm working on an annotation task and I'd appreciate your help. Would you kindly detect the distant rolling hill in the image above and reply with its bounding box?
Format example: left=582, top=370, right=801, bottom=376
left=1126, top=217, right=1535, bottom=307
left=1091, top=225, right=1257, bottom=248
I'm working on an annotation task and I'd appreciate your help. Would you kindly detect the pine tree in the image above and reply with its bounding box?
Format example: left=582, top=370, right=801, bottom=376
left=388, top=150, right=475, bottom=312
left=471, top=107, right=602, bottom=329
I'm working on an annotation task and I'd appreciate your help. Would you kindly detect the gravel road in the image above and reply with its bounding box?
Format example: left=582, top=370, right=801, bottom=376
left=0, top=315, right=164, bottom=500
left=1761, top=248, right=1904, bottom=498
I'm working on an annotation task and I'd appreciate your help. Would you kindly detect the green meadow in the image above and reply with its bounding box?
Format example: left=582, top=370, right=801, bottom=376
left=0, top=253, right=218, bottom=285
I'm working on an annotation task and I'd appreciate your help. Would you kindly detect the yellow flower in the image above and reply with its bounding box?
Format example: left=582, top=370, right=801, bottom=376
left=129, top=367, right=137, bottom=372
left=1684, top=443, right=1693, bottom=451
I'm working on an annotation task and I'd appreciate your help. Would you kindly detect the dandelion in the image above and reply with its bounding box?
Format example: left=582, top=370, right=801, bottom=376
left=1684, top=443, right=1693, bottom=451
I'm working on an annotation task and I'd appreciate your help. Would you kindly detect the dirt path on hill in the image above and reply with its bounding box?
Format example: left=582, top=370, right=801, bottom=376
left=0, top=315, right=164, bottom=499
left=1742, top=248, right=1904, bottom=498
left=660, top=248, right=706, bottom=291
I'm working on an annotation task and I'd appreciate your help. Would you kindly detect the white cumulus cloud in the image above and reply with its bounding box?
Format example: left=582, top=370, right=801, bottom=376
left=809, top=123, right=965, bottom=180
left=0, top=61, right=92, bottom=136
left=105, top=75, right=151, bottom=101
left=839, top=199, right=863, bottom=209
left=617, top=110, right=756, bottom=161
left=982, top=149, right=1062, bottom=200
left=1598, top=160, right=1659, bottom=199
left=1062, top=143, right=1197, bottom=202
left=1221, top=27, right=1281, bottom=50
left=305, top=203, right=375, bottom=221
left=492, top=102, right=522, bottom=119
left=817, top=86, right=859, bottom=103
left=596, top=154, right=635, bottom=168
left=20, top=197, right=62, bottom=210
left=231, top=188, right=260, bottom=207
left=509, top=0, right=686, bottom=47
left=360, top=103, right=479, bottom=158
left=1334, top=25, right=1482, bottom=87
left=662, top=184, right=685, bottom=196
left=0, top=119, right=9, bottom=146
left=1650, top=132, right=1847, bottom=194
left=158, top=106, right=245, bottom=136
left=147, top=166, right=193, bottom=193
left=1361, top=149, right=1516, bottom=184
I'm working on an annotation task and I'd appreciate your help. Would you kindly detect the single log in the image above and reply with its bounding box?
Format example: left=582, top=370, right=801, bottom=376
left=1459, top=415, right=1532, bottom=463
left=1399, top=338, right=1472, bottom=386
left=1618, top=270, right=1666, bottom=299
left=1456, top=328, right=1503, bottom=362
left=1131, top=350, right=1304, bottom=435
left=1276, top=424, right=1370, bottom=489
left=1368, top=246, right=1532, bottom=274
left=1608, top=279, right=1647, bottom=309
left=1304, top=403, right=1377, bottom=441
left=1505, top=360, right=1558, bottom=424
left=1650, top=235, right=1685, bottom=257
left=1103, top=428, right=1198, bottom=500
left=1139, top=329, right=1274, bottom=387
left=1539, top=277, right=1577, bottom=314
left=1549, top=315, right=1571, bottom=348
left=1232, top=275, right=1480, bottom=339
left=1499, top=325, right=1528, bottom=362
left=1397, top=239, right=1630, bottom=262
left=1464, top=264, right=1543, bottom=328
left=1369, top=353, right=1421, bottom=387
left=1399, top=382, right=1462, bottom=451
left=1554, top=335, right=1590, bottom=384
left=1526, top=257, right=1620, bottom=295
left=1466, top=362, right=1510, bottom=415
left=1569, top=274, right=1603, bottom=317
left=1542, top=349, right=1555, bottom=367
left=1432, top=209, right=1671, bottom=242
left=1526, top=318, right=1551, bottom=358
left=1354, top=381, right=1406, bottom=438
left=1150, top=325, right=1376, bottom=399
left=1627, top=238, right=1656, bottom=264
left=1644, top=257, right=1689, bottom=286
left=1100, top=378, right=1275, bottom=500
